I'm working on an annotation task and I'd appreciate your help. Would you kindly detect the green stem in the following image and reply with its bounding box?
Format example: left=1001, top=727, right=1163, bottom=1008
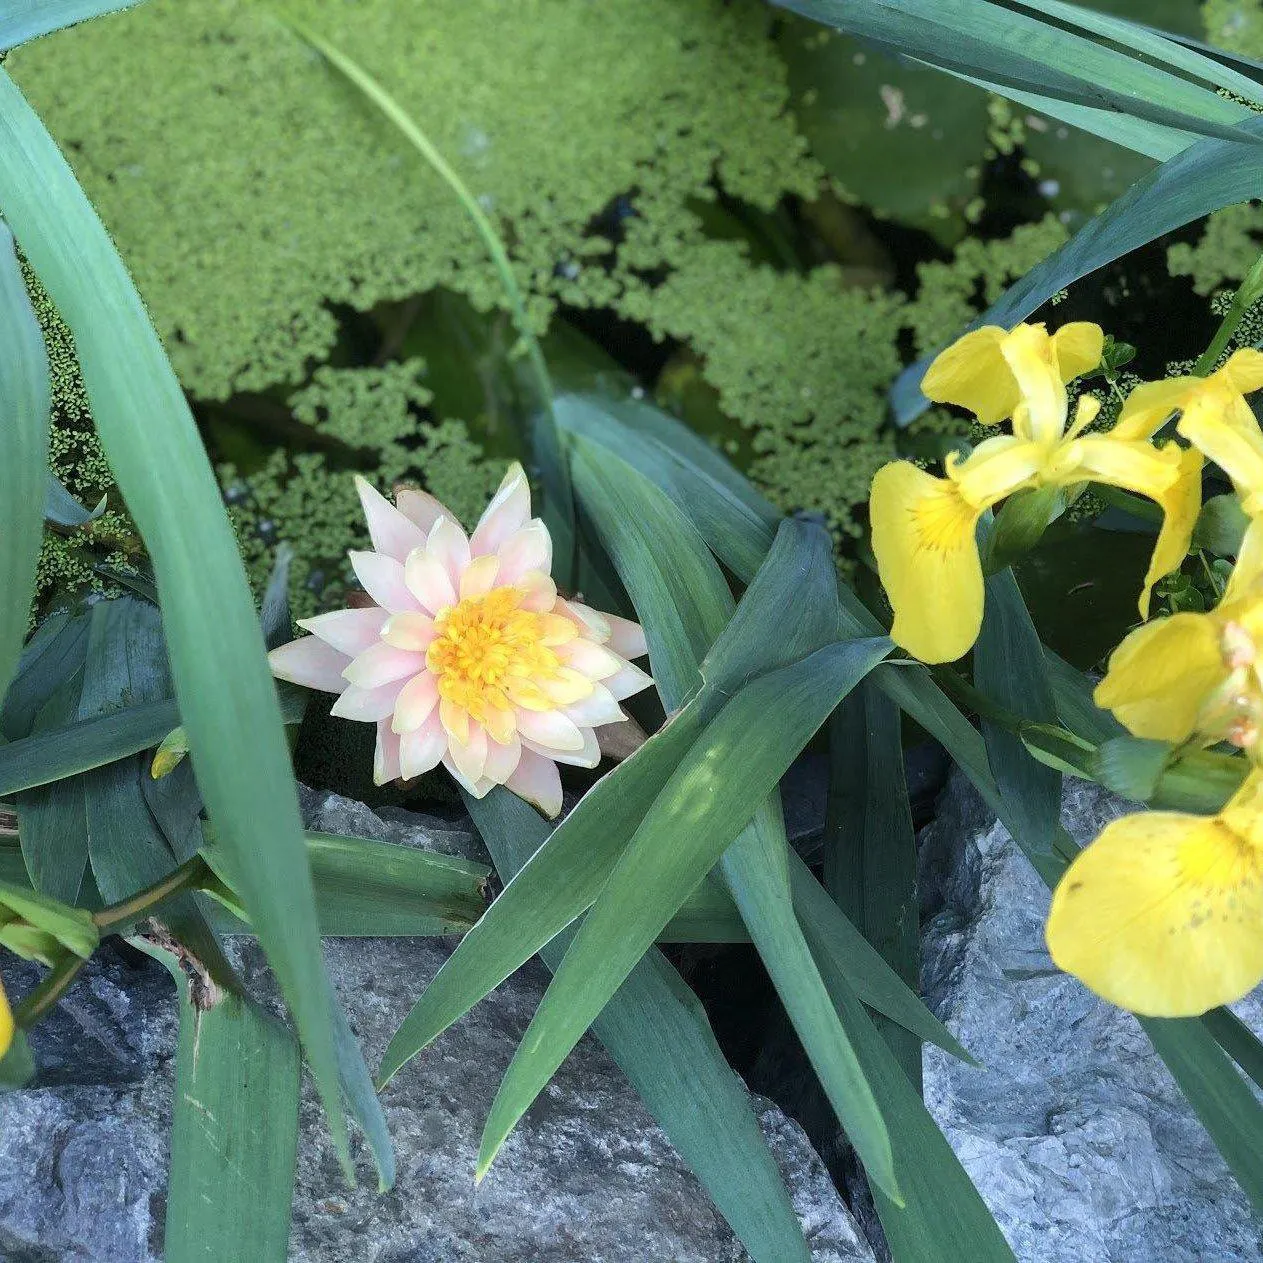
left=1193, top=251, right=1263, bottom=377
left=14, top=950, right=86, bottom=1025
left=285, top=21, right=552, bottom=414
left=91, top=854, right=210, bottom=933
left=275, top=15, right=578, bottom=586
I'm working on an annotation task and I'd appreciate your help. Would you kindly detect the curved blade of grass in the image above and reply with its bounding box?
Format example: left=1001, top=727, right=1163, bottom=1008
left=809, top=933, right=1017, bottom=1261
left=1011, top=0, right=1263, bottom=107
left=974, top=567, right=1061, bottom=861
left=202, top=827, right=490, bottom=938
left=0, top=698, right=178, bottom=798
left=826, top=681, right=923, bottom=1086
left=15, top=672, right=88, bottom=904
left=284, top=18, right=575, bottom=582
left=619, top=410, right=1263, bottom=1210
left=0, top=223, right=49, bottom=708
left=478, top=638, right=897, bottom=1196
left=0, top=66, right=350, bottom=1165
left=466, top=786, right=813, bottom=1263
left=773, top=0, right=1254, bottom=146
left=926, top=64, right=1188, bottom=160
left=789, top=853, right=972, bottom=1063
left=137, top=937, right=301, bottom=1263
left=0, top=608, right=88, bottom=742
left=377, top=487, right=942, bottom=1098
left=893, top=113, right=1263, bottom=422
left=0, top=0, right=137, bottom=51
left=1201, top=1008, right=1263, bottom=1093
left=554, top=394, right=778, bottom=581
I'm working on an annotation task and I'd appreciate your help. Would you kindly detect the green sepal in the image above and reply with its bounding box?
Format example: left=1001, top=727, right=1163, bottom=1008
left=983, top=485, right=1063, bottom=575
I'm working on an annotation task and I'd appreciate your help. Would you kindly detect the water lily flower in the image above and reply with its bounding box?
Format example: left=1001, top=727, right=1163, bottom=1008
left=269, top=465, right=653, bottom=817
left=1095, top=526, right=1263, bottom=754
left=1046, top=769, right=1263, bottom=1016
left=871, top=322, right=1192, bottom=663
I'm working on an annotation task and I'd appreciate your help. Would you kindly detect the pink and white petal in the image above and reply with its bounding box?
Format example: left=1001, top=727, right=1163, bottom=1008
left=394, top=486, right=448, bottom=534
left=527, top=726, right=600, bottom=769
left=297, top=607, right=388, bottom=656
left=342, top=643, right=425, bottom=689
left=515, top=707, right=585, bottom=752
left=506, top=748, right=563, bottom=818
left=392, top=672, right=440, bottom=733
left=496, top=521, right=552, bottom=585
left=471, top=462, right=531, bottom=557
left=269, top=637, right=351, bottom=694
left=373, top=720, right=402, bottom=786
left=557, top=638, right=622, bottom=680
left=330, top=680, right=404, bottom=722
left=542, top=667, right=596, bottom=706
left=381, top=612, right=437, bottom=652
left=439, top=696, right=471, bottom=746
left=400, top=714, right=447, bottom=780
left=557, top=599, right=611, bottom=642
left=448, top=723, right=489, bottom=784
left=441, top=752, right=497, bottom=800
left=604, top=660, right=654, bottom=701
left=404, top=549, right=458, bottom=613
left=483, top=734, right=523, bottom=784
left=427, top=516, right=473, bottom=588
left=459, top=553, right=501, bottom=600
left=564, top=682, right=625, bottom=727
left=604, top=613, right=648, bottom=660
left=350, top=551, right=421, bottom=614
left=355, top=476, right=429, bottom=562
left=516, top=570, right=558, bottom=612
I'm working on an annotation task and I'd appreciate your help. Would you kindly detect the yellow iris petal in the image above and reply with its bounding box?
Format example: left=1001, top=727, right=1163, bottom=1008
left=1094, top=612, right=1226, bottom=743
left=921, top=326, right=1018, bottom=425
left=1216, top=347, right=1263, bottom=396
left=1224, top=518, right=1263, bottom=607
left=1139, top=444, right=1204, bottom=620
left=1046, top=781, right=1263, bottom=1016
left=870, top=461, right=985, bottom=664
left=947, top=434, right=1042, bottom=506
left=999, top=323, right=1067, bottom=447
left=1050, top=321, right=1105, bottom=382
left=1178, top=390, right=1263, bottom=507
left=0, top=978, right=10, bottom=1059
left=1113, top=377, right=1195, bottom=442
left=1062, top=434, right=1178, bottom=500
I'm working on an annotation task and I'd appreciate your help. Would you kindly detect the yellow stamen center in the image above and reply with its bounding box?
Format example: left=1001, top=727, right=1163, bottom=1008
left=425, top=586, right=588, bottom=728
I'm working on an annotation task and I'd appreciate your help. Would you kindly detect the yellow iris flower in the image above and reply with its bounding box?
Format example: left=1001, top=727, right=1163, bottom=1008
left=1046, top=769, right=1263, bottom=1016
left=0, top=977, right=11, bottom=1059
left=1095, top=521, right=1263, bottom=754
left=871, top=322, right=1196, bottom=663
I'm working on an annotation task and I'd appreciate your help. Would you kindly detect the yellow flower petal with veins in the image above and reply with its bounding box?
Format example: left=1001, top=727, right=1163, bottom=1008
left=1093, top=612, right=1226, bottom=743
left=870, top=461, right=985, bottom=664
left=1046, top=772, right=1263, bottom=1016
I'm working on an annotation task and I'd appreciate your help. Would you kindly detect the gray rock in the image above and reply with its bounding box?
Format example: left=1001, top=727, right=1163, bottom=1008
left=0, top=789, right=873, bottom=1263
left=920, top=774, right=1263, bottom=1263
